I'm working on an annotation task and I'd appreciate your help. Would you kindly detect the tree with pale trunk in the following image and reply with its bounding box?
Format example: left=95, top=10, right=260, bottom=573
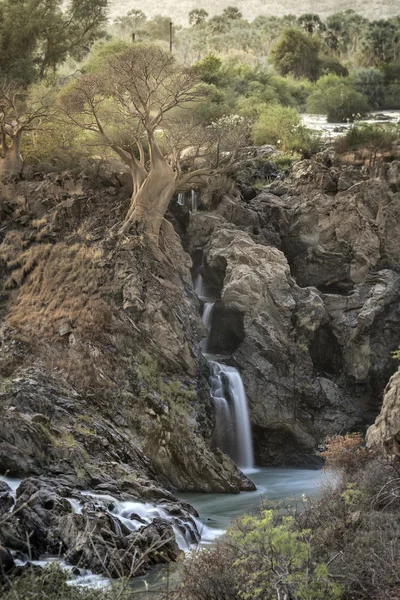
left=60, top=45, right=250, bottom=245
left=0, top=83, right=55, bottom=180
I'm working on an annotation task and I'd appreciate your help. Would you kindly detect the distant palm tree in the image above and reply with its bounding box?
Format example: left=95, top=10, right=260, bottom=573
left=298, top=13, right=326, bottom=35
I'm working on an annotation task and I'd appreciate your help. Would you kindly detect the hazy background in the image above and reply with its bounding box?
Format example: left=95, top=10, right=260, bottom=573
left=109, top=0, right=399, bottom=24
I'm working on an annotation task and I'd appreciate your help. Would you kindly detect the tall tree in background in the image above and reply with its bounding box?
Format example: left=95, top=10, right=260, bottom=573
left=0, top=0, right=109, bottom=84
left=189, top=9, right=208, bottom=26
left=298, top=14, right=326, bottom=35
left=61, top=45, right=249, bottom=245
left=270, top=28, right=321, bottom=80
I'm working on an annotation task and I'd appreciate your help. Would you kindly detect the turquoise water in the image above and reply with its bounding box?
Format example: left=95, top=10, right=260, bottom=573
left=130, top=467, right=325, bottom=595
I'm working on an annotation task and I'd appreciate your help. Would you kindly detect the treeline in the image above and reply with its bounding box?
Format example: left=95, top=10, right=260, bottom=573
left=110, top=8, right=400, bottom=120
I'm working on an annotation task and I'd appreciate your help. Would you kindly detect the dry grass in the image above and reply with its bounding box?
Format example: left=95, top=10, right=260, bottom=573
left=3, top=239, right=111, bottom=339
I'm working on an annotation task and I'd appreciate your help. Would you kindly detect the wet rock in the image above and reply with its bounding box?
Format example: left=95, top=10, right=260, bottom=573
left=0, top=545, right=15, bottom=578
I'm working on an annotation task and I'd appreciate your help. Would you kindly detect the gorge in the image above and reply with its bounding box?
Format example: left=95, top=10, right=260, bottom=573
left=0, top=147, right=399, bottom=589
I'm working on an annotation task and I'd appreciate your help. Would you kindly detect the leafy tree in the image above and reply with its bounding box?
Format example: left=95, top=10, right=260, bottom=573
left=252, top=104, right=319, bottom=154
left=0, top=82, right=55, bottom=179
left=222, top=6, right=243, bottom=21
left=144, top=15, right=173, bottom=42
left=195, top=54, right=223, bottom=85
left=270, top=28, right=321, bottom=80
left=189, top=9, right=208, bottom=26
left=61, top=45, right=250, bottom=244
left=113, top=9, right=147, bottom=36
left=208, top=15, right=230, bottom=34
left=361, top=20, right=399, bottom=66
left=0, top=0, right=109, bottom=84
left=352, top=68, right=385, bottom=108
left=298, top=13, right=326, bottom=35
left=320, top=59, right=349, bottom=77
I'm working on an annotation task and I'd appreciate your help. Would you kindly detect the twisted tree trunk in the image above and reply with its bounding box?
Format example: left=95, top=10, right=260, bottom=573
left=0, top=132, right=22, bottom=181
left=121, top=138, right=177, bottom=245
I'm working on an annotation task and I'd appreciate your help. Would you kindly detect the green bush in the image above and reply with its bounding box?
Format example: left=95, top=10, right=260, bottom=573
left=384, top=83, right=400, bottom=109
left=253, top=104, right=320, bottom=155
left=1, top=565, right=110, bottom=600
left=307, top=76, right=370, bottom=122
left=351, top=68, right=385, bottom=108
left=335, top=123, right=398, bottom=162
left=178, top=510, right=342, bottom=600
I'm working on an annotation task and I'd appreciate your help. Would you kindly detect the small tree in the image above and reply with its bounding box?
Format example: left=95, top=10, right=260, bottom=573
left=61, top=45, right=250, bottom=244
left=0, top=82, right=55, bottom=180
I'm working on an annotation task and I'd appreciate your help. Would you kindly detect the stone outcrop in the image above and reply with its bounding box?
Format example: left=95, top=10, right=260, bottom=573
left=366, top=368, right=400, bottom=456
left=189, top=152, right=400, bottom=465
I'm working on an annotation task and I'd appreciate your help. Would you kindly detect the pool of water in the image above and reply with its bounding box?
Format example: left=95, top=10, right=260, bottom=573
left=130, top=467, right=326, bottom=595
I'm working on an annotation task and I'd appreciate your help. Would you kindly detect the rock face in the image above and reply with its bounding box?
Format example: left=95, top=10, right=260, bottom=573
left=366, top=368, right=400, bottom=456
left=189, top=152, right=400, bottom=465
left=0, top=171, right=254, bottom=578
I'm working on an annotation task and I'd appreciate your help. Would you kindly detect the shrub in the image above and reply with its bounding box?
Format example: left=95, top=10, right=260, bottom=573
left=1, top=565, right=109, bottom=600
left=320, top=59, right=349, bottom=77
left=335, top=123, right=398, bottom=165
left=178, top=511, right=342, bottom=600
left=384, top=83, right=400, bottom=109
left=306, top=78, right=370, bottom=122
left=321, top=433, right=369, bottom=475
left=253, top=104, right=320, bottom=155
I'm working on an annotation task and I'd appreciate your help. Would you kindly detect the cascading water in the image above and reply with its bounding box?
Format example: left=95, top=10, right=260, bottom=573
left=177, top=192, right=185, bottom=206
left=202, top=302, right=215, bottom=331
left=191, top=190, right=198, bottom=212
left=195, top=275, right=254, bottom=471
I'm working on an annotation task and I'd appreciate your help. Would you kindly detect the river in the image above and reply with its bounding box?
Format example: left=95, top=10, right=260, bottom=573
left=130, top=466, right=325, bottom=596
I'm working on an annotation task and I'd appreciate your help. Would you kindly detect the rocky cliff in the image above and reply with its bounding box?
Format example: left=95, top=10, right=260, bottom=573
left=186, top=150, right=400, bottom=465
left=0, top=149, right=399, bottom=578
left=0, top=172, right=251, bottom=579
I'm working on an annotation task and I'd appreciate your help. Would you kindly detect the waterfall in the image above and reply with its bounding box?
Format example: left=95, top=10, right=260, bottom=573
left=193, top=272, right=254, bottom=471
left=210, top=363, right=254, bottom=470
left=194, top=274, right=205, bottom=299
left=191, top=190, right=198, bottom=212
left=177, top=192, right=185, bottom=206
left=202, top=302, right=215, bottom=331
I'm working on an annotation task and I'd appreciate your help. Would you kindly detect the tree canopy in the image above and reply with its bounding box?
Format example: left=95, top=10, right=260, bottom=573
left=0, top=0, right=109, bottom=84
left=61, top=44, right=250, bottom=244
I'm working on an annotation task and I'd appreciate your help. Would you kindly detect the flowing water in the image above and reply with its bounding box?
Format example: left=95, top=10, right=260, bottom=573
left=302, top=110, right=400, bottom=140
left=197, top=273, right=255, bottom=469
left=209, top=362, right=254, bottom=470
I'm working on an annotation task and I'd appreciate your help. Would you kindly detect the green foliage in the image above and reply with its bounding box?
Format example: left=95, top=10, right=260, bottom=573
left=335, top=123, right=398, bottom=161
left=352, top=68, right=385, bottom=107
left=0, top=0, right=109, bottom=84
left=189, top=8, right=209, bottom=26
left=319, top=59, right=349, bottom=77
left=270, top=28, right=321, bottom=80
left=0, top=565, right=108, bottom=600
left=306, top=75, right=370, bottom=122
left=179, top=510, right=342, bottom=600
left=383, top=83, right=400, bottom=109
left=83, top=39, right=133, bottom=72
left=253, top=104, right=320, bottom=155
